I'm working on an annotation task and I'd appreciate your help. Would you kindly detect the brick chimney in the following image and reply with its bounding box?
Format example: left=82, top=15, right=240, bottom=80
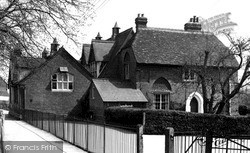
left=51, top=38, right=59, bottom=55
left=111, top=22, right=120, bottom=40
left=42, top=48, right=49, bottom=59
left=184, top=16, right=201, bottom=31
left=135, top=13, right=147, bottom=32
left=95, top=32, right=102, bottom=40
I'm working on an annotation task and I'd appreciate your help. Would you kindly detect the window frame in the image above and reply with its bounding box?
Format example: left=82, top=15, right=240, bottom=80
left=153, top=93, right=170, bottom=110
left=183, top=69, right=196, bottom=82
left=51, top=73, right=74, bottom=92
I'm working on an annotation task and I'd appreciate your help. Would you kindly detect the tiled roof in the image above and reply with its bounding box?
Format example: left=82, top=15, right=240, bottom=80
left=99, top=28, right=134, bottom=78
left=92, top=40, right=114, bottom=62
left=131, top=27, right=238, bottom=67
left=93, top=79, right=148, bottom=102
left=81, top=44, right=90, bottom=65
left=18, top=47, right=92, bottom=84
left=16, top=57, right=45, bottom=69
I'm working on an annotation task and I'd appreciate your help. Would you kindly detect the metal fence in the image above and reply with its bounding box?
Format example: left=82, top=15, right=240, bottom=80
left=174, top=133, right=250, bottom=153
left=23, top=110, right=138, bottom=153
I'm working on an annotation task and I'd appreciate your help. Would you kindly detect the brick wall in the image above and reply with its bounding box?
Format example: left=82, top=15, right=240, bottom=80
left=21, top=54, right=91, bottom=115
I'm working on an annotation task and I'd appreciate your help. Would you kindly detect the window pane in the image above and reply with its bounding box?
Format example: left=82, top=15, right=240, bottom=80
left=52, top=74, right=57, bottom=81
left=58, top=74, right=62, bottom=81
left=63, top=83, right=68, bottom=89
left=184, top=70, right=189, bottom=80
left=162, top=103, right=166, bottom=110
left=155, top=94, right=160, bottom=102
left=69, top=74, right=73, bottom=81
left=162, top=95, right=166, bottom=102
left=62, top=73, right=67, bottom=81
left=155, top=103, right=160, bottom=109
left=190, top=71, right=195, bottom=80
left=69, top=83, right=73, bottom=89
left=52, top=82, right=57, bottom=89
left=58, top=82, right=62, bottom=89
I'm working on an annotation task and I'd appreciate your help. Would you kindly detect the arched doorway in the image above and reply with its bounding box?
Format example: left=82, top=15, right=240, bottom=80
left=186, top=92, right=204, bottom=113
left=190, top=97, right=198, bottom=112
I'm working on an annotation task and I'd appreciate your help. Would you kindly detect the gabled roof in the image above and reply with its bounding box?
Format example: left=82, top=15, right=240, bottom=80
left=131, top=27, right=238, bottom=67
left=15, top=57, right=45, bottom=69
left=18, top=47, right=92, bottom=84
left=93, top=79, right=147, bottom=102
left=80, top=44, right=90, bottom=65
left=89, top=40, right=114, bottom=63
left=99, top=28, right=134, bottom=78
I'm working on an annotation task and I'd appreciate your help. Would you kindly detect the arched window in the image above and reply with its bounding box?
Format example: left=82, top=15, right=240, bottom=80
left=152, top=77, right=171, bottom=110
left=186, top=92, right=204, bottom=113
left=51, top=73, right=74, bottom=92
left=124, top=53, right=130, bottom=80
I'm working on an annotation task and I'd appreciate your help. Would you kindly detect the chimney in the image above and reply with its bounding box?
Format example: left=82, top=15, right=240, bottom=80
left=51, top=38, right=59, bottom=55
left=111, top=22, right=120, bottom=40
left=95, top=32, right=102, bottom=40
left=42, top=48, right=49, bottom=59
left=135, top=13, right=147, bottom=32
left=184, top=16, right=201, bottom=31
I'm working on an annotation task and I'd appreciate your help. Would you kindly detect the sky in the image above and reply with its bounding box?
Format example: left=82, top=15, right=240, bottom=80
left=66, top=0, right=250, bottom=59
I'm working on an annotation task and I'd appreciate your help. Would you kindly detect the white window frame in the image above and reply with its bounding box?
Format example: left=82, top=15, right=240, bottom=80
left=51, top=73, right=74, bottom=92
left=153, top=93, right=170, bottom=110
left=183, top=69, right=196, bottom=82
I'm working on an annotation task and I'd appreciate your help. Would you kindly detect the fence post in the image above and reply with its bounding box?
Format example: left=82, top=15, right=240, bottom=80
left=205, top=131, right=213, bottom=153
left=165, top=127, right=174, bottom=153
left=137, top=124, right=144, bottom=153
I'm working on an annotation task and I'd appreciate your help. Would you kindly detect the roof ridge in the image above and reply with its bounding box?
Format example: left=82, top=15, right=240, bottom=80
left=139, top=27, right=213, bottom=35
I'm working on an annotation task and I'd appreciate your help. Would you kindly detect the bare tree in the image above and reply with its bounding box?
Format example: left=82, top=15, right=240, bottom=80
left=0, top=0, right=102, bottom=71
left=186, top=34, right=250, bottom=114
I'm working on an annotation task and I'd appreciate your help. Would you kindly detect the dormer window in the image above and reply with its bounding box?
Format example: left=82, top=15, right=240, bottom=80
left=51, top=73, right=74, bottom=91
left=124, top=53, right=130, bottom=80
left=183, top=69, right=196, bottom=81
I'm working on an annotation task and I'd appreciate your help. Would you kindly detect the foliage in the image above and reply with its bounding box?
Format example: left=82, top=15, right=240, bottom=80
left=185, top=34, right=250, bottom=114
left=105, top=107, right=250, bottom=136
left=0, top=0, right=97, bottom=72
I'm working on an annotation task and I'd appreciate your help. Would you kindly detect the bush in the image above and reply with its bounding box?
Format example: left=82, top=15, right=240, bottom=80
left=105, top=107, right=250, bottom=136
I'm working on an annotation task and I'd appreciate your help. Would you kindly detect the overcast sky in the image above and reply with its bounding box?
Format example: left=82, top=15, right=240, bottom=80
left=84, top=0, right=250, bottom=41
left=67, top=0, right=250, bottom=59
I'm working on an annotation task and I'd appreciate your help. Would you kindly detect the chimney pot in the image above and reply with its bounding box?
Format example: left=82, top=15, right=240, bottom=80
left=184, top=15, right=201, bottom=31
left=51, top=38, right=59, bottom=55
left=111, top=22, right=120, bottom=40
left=95, top=32, right=102, bottom=40
left=135, top=13, right=148, bottom=32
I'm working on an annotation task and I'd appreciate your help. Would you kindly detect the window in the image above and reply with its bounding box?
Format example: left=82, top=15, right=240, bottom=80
left=90, top=62, right=97, bottom=77
left=183, top=69, right=196, bottom=81
left=124, top=53, right=130, bottom=80
left=154, top=93, right=169, bottom=110
left=51, top=73, right=74, bottom=91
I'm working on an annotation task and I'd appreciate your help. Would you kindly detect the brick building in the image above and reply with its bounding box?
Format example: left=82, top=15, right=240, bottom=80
left=9, top=39, right=92, bottom=118
left=82, top=14, right=238, bottom=119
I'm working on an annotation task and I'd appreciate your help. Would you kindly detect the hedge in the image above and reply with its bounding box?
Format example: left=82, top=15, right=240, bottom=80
left=105, top=107, right=250, bottom=136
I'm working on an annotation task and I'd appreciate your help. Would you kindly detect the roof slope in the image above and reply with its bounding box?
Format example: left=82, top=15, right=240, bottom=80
left=80, top=44, right=90, bottom=65
left=132, top=28, right=238, bottom=67
left=93, top=79, right=147, bottom=102
left=16, top=57, right=45, bottom=69
left=99, top=28, right=134, bottom=78
left=92, top=40, right=114, bottom=62
left=18, top=47, right=92, bottom=84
